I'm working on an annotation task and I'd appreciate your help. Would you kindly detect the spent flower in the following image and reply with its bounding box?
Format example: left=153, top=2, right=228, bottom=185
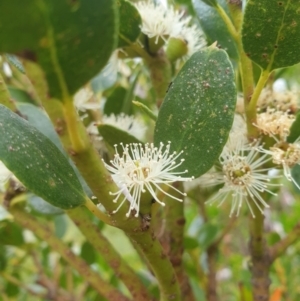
left=102, top=142, right=193, bottom=217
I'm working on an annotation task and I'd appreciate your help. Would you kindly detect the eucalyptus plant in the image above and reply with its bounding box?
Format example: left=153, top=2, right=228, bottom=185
left=1, top=0, right=300, bottom=301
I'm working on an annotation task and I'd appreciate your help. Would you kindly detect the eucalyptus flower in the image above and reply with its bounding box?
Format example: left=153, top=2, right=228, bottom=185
left=206, top=140, right=279, bottom=217
left=102, top=142, right=193, bottom=217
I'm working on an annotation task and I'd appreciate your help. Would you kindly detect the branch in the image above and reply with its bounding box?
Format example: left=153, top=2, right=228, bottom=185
left=269, top=221, right=300, bottom=263
left=8, top=204, right=130, bottom=301
left=159, top=182, right=195, bottom=301
left=248, top=205, right=271, bottom=301
left=68, top=206, right=154, bottom=301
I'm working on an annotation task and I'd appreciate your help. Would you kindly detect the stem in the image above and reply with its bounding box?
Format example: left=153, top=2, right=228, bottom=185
left=248, top=204, right=271, bottom=301
left=128, top=223, right=181, bottom=301
left=206, top=244, right=219, bottom=301
left=215, top=5, right=239, bottom=41
left=62, top=99, right=86, bottom=153
left=84, top=197, right=112, bottom=225
left=160, top=183, right=195, bottom=301
left=8, top=205, right=130, bottom=301
left=0, top=272, right=46, bottom=299
left=23, top=59, right=181, bottom=300
left=145, top=49, right=172, bottom=107
left=67, top=206, right=154, bottom=301
left=269, top=222, right=300, bottom=263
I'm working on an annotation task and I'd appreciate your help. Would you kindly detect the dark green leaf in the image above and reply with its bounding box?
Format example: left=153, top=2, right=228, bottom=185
left=0, top=105, right=86, bottom=209
left=242, top=0, right=300, bottom=70
left=104, top=86, right=127, bottom=115
left=16, top=102, right=93, bottom=198
left=197, top=223, right=219, bottom=249
left=98, top=124, right=142, bottom=154
left=81, top=241, right=97, bottom=265
left=9, top=87, right=36, bottom=105
left=184, top=236, right=199, bottom=250
left=117, top=0, right=142, bottom=47
left=5, top=54, right=25, bottom=74
left=0, top=221, right=24, bottom=246
left=193, top=0, right=238, bottom=60
left=287, top=112, right=300, bottom=143
left=0, top=0, right=117, bottom=98
left=154, top=47, right=236, bottom=177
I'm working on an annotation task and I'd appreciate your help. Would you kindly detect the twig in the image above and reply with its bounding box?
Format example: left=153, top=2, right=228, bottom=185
left=269, top=221, right=300, bottom=263
left=8, top=204, right=130, bottom=301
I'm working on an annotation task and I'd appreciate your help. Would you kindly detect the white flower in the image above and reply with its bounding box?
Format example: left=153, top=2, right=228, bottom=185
left=102, top=142, right=193, bottom=217
left=135, top=1, right=183, bottom=43
left=135, top=1, right=205, bottom=56
left=206, top=140, right=279, bottom=217
left=102, top=113, right=146, bottom=140
left=255, top=107, right=295, bottom=141
left=257, top=140, right=300, bottom=190
left=74, top=88, right=100, bottom=113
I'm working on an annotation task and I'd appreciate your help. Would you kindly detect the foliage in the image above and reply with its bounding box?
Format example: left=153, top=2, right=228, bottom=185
left=1, top=1, right=300, bottom=301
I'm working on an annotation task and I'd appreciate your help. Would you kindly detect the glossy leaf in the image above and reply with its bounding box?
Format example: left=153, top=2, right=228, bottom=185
left=242, top=0, right=300, bottom=70
left=117, top=0, right=142, bottom=47
left=193, top=0, right=238, bottom=60
left=0, top=0, right=117, bottom=99
left=0, top=105, right=86, bottom=209
left=154, top=47, right=236, bottom=177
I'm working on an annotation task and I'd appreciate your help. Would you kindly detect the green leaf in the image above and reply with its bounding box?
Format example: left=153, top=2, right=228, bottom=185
left=154, top=47, right=236, bottom=178
left=28, top=194, right=64, bottom=215
left=199, top=0, right=217, bottom=7
left=9, top=87, right=36, bottom=105
left=104, top=86, right=127, bottom=115
left=242, top=0, right=300, bottom=70
left=117, top=0, right=142, bottom=47
left=98, top=124, right=142, bottom=153
left=0, top=221, right=24, bottom=246
left=193, top=0, right=238, bottom=60
left=287, top=112, right=300, bottom=143
left=81, top=241, right=97, bottom=265
left=0, top=104, right=86, bottom=209
left=0, top=0, right=117, bottom=99
left=197, top=223, right=219, bottom=249
left=16, top=102, right=94, bottom=197
left=5, top=54, right=25, bottom=74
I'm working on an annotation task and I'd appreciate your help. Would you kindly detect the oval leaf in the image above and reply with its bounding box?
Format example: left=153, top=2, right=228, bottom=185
left=117, top=0, right=142, bottom=47
left=193, top=0, right=238, bottom=60
left=154, top=47, right=236, bottom=178
left=0, top=0, right=117, bottom=98
left=98, top=124, right=142, bottom=153
left=0, top=105, right=86, bottom=209
left=242, top=0, right=300, bottom=70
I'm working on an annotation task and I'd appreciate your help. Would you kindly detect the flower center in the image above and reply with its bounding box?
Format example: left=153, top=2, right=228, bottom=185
left=223, top=156, right=251, bottom=186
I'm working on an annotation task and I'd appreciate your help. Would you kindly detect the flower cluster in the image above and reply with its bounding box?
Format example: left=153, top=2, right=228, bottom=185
left=135, top=1, right=205, bottom=57
left=103, top=142, right=193, bottom=217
